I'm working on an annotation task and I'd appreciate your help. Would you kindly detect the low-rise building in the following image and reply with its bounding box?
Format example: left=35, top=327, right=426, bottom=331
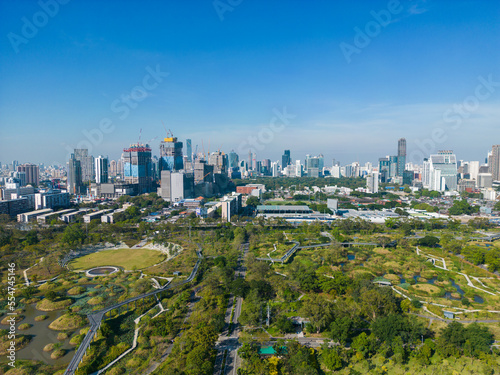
left=83, top=209, right=112, bottom=223
left=36, top=208, right=77, bottom=224
left=17, top=208, right=53, bottom=223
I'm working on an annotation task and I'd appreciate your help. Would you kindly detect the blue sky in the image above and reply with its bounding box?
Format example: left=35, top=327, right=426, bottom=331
left=0, top=0, right=499, bottom=166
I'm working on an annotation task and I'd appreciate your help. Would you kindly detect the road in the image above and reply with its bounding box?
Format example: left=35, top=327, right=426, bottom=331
left=213, top=242, right=249, bottom=375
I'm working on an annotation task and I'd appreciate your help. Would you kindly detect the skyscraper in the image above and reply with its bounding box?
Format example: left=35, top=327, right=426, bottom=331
left=228, top=151, right=239, bottom=169
left=122, top=143, right=153, bottom=194
left=366, top=172, right=379, bottom=193
left=74, top=149, right=94, bottom=182
left=159, top=136, right=183, bottom=171
left=305, top=154, right=324, bottom=177
left=95, top=156, right=108, bottom=184
left=186, top=139, right=192, bottom=162
left=109, top=160, right=117, bottom=177
left=490, top=145, right=500, bottom=181
left=423, top=150, right=458, bottom=192
left=17, top=163, right=39, bottom=185
left=67, top=154, right=83, bottom=195
left=397, top=138, right=406, bottom=177
left=282, top=150, right=291, bottom=168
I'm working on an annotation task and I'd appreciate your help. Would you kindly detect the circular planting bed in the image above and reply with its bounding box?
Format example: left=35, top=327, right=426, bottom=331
left=86, top=266, right=120, bottom=277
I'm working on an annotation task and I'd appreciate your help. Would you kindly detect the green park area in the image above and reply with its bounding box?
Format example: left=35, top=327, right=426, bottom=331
left=69, top=247, right=167, bottom=271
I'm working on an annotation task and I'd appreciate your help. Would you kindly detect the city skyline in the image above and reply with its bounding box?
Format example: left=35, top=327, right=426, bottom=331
left=1, top=1, right=499, bottom=164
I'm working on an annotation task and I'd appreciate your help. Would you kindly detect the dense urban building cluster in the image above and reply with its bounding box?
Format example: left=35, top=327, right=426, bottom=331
left=0, top=138, right=499, bottom=224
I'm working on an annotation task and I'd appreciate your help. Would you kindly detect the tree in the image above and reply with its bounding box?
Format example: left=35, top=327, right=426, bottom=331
left=391, top=336, right=407, bottom=364
left=414, top=338, right=435, bottom=366
left=0, top=214, right=11, bottom=223
left=62, top=224, right=85, bottom=246
left=21, top=285, right=37, bottom=299
left=321, top=344, right=343, bottom=371
left=417, top=235, right=440, bottom=248
left=371, top=313, right=426, bottom=345
left=45, top=291, right=58, bottom=302
left=231, top=278, right=249, bottom=298
left=185, top=345, right=214, bottom=375
left=351, top=332, right=377, bottom=358
left=448, top=200, right=479, bottom=215
left=279, top=340, right=320, bottom=374
left=275, top=315, right=295, bottom=334
left=245, top=196, right=260, bottom=208
left=359, top=286, right=400, bottom=321
left=468, top=218, right=492, bottom=230
left=434, top=321, right=493, bottom=358
left=494, top=200, right=500, bottom=211
left=299, top=294, right=334, bottom=333
left=377, top=236, right=392, bottom=248
left=329, top=316, right=353, bottom=344
left=24, top=230, right=39, bottom=246
left=319, top=272, right=350, bottom=295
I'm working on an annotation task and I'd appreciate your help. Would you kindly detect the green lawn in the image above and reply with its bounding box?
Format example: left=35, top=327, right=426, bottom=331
left=69, top=248, right=167, bottom=271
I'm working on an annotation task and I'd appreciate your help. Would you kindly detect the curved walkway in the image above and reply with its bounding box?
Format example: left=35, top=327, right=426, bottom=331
left=64, top=244, right=203, bottom=375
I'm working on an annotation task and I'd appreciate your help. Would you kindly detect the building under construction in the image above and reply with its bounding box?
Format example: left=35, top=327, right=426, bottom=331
left=122, top=143, right=153, bottom=194
left=159, top=134, right=183, bottom=172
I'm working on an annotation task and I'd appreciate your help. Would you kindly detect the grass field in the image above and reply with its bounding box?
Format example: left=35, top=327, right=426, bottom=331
left=69, top=248, right=167, bottom=271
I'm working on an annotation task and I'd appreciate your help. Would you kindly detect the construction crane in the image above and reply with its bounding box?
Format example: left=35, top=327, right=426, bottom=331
left=138, top=128, right=142, bottom=144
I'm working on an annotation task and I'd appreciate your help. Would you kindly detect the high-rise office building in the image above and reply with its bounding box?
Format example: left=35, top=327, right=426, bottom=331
left=159, top=135, right=183, bottom=172
left=366, top=172, right=379, bottom=193
left=67, top=154, right=83, bottom=195
left=12, top=171, right=26, bottom=186
left=490, top=145, right=500, bottom=181
left=74, top=149, right=94, bottom=182
left=122, top=143, right=153, bottom=194
left=282, top=150, right=291, bottom=168
left=228, top=151, right=239, bottom=169
left=271, top=161, right=279, bottom=177
left=422, top=151, right=458, bottom=192
left=397, top=138, right=406, bottom=177
left=186, top=139, right=192, bottom=162
left=109, top=160, right=117, bottom=177
left=305, top=154, right=324, bottom=177
left=251, top=153, right=257, bottom=171
left=468, top=161, right=480, bottom=184
left=379, top=158, right=390, bottom=183
left=17, top=163, right=39, bottom=186
left=403, top=170, right=414, bottom=185
left=95, top=156, right=108, bottom=184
